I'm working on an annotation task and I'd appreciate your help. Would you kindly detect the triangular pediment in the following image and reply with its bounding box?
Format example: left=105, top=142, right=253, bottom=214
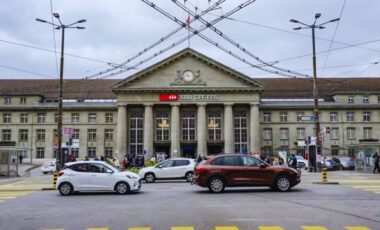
left=112, top=48, right=264, bottom=93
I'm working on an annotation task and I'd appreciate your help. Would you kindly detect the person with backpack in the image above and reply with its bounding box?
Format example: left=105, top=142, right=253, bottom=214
left=288, top=154, right=298, bottom=170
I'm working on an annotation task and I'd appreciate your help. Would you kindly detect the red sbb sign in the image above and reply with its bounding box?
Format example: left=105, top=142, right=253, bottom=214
left=159, top=94, right=179, bottom=101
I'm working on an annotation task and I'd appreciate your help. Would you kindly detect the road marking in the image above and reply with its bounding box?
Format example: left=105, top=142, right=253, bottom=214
left=128, top=228, right=151, bottom=230
left=302, top=227, right=328, bottom=230
left=87, top=228, right=108, bottom=230
left=215, top=227, right=239, bottom=230
left=258, top=226, right=284, bottom=230
left=172, top=227, right=194, bottom=230
left=352, top=185, right=380, bottom=188
left=345, top=227, right=372, bottom=230
left=43, top=229, right=64, bottom=230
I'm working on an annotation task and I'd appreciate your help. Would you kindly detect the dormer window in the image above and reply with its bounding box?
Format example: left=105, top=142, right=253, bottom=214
left=4, top=96, right=11, bottom=104
left=363, top=96, right=369, bottom=103
left=20, top=97, right=26, bottom=104
left=348, top=96, right=354, bottom=103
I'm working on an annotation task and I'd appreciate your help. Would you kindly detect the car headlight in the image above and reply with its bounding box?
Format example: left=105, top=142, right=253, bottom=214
left=126, top=175, right=138, bottom=180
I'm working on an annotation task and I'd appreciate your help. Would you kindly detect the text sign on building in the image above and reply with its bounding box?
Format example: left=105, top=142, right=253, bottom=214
left=299, top=115, right=315, bottom=121
left=159, top=94, right=218, bottom=102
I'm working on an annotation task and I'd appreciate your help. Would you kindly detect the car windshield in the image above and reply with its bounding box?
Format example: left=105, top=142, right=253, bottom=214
left=296, top=156, right=304, bottom=160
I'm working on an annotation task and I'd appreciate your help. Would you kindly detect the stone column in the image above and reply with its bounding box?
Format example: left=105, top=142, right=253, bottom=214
left=250, top=103, right=260, bottom=153
left=143, top=103, right=154, bottom=159
left=224, top=103, right=234, bottom=153
left=170, top=103, right=180, bottom=158
left=116, top=104, right=127, bottom=160
left=197, top=103, right=207, bottom=157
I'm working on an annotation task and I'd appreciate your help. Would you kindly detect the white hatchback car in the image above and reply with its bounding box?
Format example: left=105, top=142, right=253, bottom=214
left=139, top=158, right=196, bottom=183
left=56, top=160, right=141, bottom=196
left=40, top=161, right=56, bottom=174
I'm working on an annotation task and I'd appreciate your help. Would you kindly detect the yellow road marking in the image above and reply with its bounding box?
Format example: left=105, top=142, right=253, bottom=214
left=215, top=227, right=239, bottom=230
left=87, top=228, right=109, bottom=230
left=128, top=228, right=151, bottom=230
left=172, top=227, right=195, bottom=230
left=0, top=196, right=17, bottom=199
left=259, top=226, right=284, bottom=230
left=302, top=227, right=328, bottom=230
left=345, top=227, right=372, bottom=230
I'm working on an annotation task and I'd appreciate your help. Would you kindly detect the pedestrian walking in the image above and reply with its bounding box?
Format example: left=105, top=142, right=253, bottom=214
left=279, top=157, right=284, bottom=166
left=373, top=152, right=380, bottom=174
left=19, top=154, right=23, bottom=164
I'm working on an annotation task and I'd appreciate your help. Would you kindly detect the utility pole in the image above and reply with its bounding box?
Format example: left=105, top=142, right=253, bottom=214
left=290, top=14, right=340, bottom=172
left=36, top=14, right=86, bottom=170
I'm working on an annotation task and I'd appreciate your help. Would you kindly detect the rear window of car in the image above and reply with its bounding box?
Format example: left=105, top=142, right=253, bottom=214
left=211, top=156, right=242, bottom=166
left=174, top=160, right=190, bottom=166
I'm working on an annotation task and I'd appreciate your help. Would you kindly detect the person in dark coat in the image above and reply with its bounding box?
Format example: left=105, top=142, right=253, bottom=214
left=19, top=154, right=23, bottom=164
left=373, top=152, right=380, bottom=174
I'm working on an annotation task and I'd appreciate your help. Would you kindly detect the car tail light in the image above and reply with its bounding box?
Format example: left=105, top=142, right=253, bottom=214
left=58, top=172, right=64, bottom=177
left=195, top=167, right=206, bottom=174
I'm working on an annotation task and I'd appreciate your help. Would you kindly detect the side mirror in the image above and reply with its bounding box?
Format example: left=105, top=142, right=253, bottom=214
left=260, top=163, right=267, bottom=168
left=106, top=169, right=113, bottom=174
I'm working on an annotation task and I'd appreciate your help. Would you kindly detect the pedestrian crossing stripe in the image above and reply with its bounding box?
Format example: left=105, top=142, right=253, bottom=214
left=172, top=227, right=194, bottom=230
left=345, top=227, right=371, bottom=230
left=0, top=191, right=34, bottom=203
left=302, top=227, right=328, bottom=230
left=258, top=227, right=283, bottom=230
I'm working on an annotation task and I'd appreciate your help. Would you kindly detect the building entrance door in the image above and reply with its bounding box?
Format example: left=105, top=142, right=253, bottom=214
left=181, top=144, right=196, bottom=159
left=207, top=144, right=223, bottom=155
left=154, top=144, right=170, bottom=158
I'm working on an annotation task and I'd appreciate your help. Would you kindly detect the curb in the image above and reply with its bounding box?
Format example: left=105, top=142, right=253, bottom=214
left=312, top=181, right=340, bottom=185
left=41, top=187, right=56, bottom=191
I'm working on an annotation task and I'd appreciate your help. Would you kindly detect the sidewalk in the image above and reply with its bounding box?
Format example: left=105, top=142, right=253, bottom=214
left=0, top=163, right=41, bottom=185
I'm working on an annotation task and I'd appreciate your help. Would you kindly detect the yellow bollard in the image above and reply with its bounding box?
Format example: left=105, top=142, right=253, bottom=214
left=53, top=172, right=59, bottom=188
left=322, top=167, right=327, bottom=182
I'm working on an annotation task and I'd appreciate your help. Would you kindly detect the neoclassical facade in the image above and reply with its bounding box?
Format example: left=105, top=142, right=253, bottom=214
left=0, top=48, right=380, bottom=161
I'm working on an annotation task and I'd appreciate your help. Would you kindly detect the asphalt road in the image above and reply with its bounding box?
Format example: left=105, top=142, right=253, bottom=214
left=0, top=170, right=380, bottom=230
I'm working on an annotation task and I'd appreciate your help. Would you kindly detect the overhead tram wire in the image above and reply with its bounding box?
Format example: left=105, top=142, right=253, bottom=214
left=215, top=16, right=380, bottom=55
left=83, top=0, right=226, bottom=80
left=0, top=64, right=57, bottom=79
left=320, top=0, right=347, bottom=76
left=172, top=0, right=309, bottom=78
left=0, top=39, right=111, bottom=64
left=141, top=0, right=302, bottom=78
left=97, top=0, right=254, bottom=79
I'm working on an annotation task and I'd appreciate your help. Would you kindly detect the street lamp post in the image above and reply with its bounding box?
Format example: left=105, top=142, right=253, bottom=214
left=290, top=14, right=339, bottom=172
left=36, top=13, right=86, bottom=171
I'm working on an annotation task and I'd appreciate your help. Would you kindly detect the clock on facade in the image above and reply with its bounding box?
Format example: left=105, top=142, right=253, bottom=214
left=182, top=70, right=195, bottom=83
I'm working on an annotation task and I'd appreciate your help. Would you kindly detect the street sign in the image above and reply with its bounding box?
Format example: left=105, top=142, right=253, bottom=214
left=299, top=115, right=315, bottom=121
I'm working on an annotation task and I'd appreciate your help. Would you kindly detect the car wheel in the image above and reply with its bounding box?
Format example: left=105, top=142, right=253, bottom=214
left=275, top=175, right=291, bottom=192
left=58, top=182, right=73, bottom=196
left=185, top=172, right=194, bottom=182
left=208, top=177, right=225, bottom=193
left=115, top=182, right=130, bottom=195
left=144, top=173, right=155, bottom=183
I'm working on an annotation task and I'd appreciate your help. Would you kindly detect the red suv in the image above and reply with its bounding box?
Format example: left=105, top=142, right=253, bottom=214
left=194, top=154, right=301, bottom=193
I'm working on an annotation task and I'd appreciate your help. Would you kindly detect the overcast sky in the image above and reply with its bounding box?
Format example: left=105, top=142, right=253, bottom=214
left=0, top=0, right=379, bottom=80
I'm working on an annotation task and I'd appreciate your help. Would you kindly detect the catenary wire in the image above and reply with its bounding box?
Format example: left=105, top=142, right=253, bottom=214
left=320, top=0, right=347, bottom=76
left=84, top=0, right=226, bottom=80
left=172, top=0, right=309, bottom=78
left=0, top=64, right=58, bottom=79
left=141, top=0, right=305, bottom=78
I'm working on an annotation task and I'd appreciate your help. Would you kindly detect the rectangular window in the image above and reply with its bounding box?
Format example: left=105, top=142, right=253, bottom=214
left=104, top=129, right=114, bottom=141
left=234, top=111, right=248, bottom=154
left=378, top=96, right=380, bottom=104
left=347, top=127, right=355, bottom=140
left=3, top=113, right=11, bottom=123
left=88, top=147, right=96, bottom=157
left=363, top=96, right=369, bottom=103
left=262, top=128, right=272, bottom=140
left=330, top=112, right=338, bottom=122
left=105, top=147, right=113, bottom=157
left=346, top=112, right=354, bottom=122
left=296, top=112, right=304, bottom=122
left=363, top=112, right=371, bottom=122
left=2, top=129, right=11, bottom=141
left=330, top=128, right=339, bottom=140
left=72, top=129, right=80, bottom=139
left=72, top=113, right=80, bottom=124
left=36, top=129, right=45, bottom=141
left=54, top=113, right=59, bottom=123
left=182, top=111, right=196, bottom=141
left=129, top=111, right=144, bottom=155
left=280, top=128, right=289, bottom=140
left=71, top=148, right=79, bottom=158
left=263, top=112, right=271, bottom=122
left=296, top=128, right=305, bottom=139
left=280, top=112, right=287, bottom=123
left=208, top=111, right=221, bottom=141
left=20, top=114, right=28, bottom=123
left=156, top=111, right=170, bottom=141
left=348, top=148, right=355, bottom=157
left=348, top=96, right=354, bottom=103
left=37, top=113, right=45, bottom=124
left=331, top=145, right=339, bottom=156
left=19, top=129, right=28, bottom=142
left=4, top=96, right=11, bottom=105
left=36, top=147, right=45, bottom=158
left=88, top=113, right=97, bottom=124
left=20, top=97, right=26, bottom=104
left=262, top=146, right=273, bottom=156
left=88, top=129, right=97, bottom=141
left=105, top=113, right=113, bottom=123
left=363, top=127, right=372, bottom=139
